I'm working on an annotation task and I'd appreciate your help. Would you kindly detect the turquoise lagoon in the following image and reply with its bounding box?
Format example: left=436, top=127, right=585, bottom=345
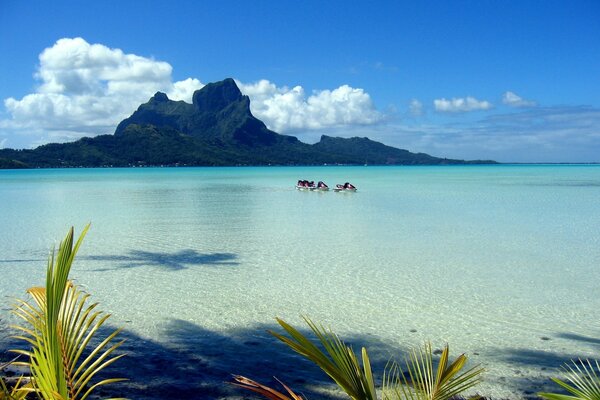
left=1, top=165, right=599, bottom=398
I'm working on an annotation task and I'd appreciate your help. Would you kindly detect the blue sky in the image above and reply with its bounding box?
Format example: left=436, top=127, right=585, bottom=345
left=1, top=0, right=599, bottom=162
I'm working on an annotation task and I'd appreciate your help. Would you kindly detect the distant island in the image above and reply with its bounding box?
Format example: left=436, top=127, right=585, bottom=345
left=0, top=78, right=496, bottom=168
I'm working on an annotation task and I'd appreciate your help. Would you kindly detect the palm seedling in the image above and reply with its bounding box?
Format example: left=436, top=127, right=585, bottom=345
left=539, top=359, right=600, bottom=400
left=382, top=342, right=484, bottom=400
left=269, top=317, right=377, bottom=400
left=10, top=225, right=126, bottom=400
left=234, top=317, right=483, bottom=400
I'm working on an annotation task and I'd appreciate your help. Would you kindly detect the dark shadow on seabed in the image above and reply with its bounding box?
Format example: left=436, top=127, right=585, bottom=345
left=110, top=319, right=415, bottom=400
left=84, top=249, right=239, bottom=271
left=499, top=330, right=600, bottom=369
left=491, top=331, right=600, bottom=399
left=1, top=318, right=408, bottom=400
left=556, top=332, right=600, bottom=348
left=0, top=259, right=44, bottom=264
left=0, top=250, right=52, bottom=265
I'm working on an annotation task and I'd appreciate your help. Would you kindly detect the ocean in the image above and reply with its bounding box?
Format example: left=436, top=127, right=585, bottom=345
left=1, top=165, right=599, bottom=399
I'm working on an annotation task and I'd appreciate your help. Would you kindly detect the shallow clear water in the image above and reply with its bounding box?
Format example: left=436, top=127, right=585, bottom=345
left=1, top=165, right=599, bottom=398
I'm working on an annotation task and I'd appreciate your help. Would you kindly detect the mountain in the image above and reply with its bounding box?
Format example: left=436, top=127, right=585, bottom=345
left=0, top=78, right=495, bottom=168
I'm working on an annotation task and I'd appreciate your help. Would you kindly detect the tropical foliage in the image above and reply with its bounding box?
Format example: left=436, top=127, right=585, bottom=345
left=10, top=225, right=126, bottom=400
left=539, top=359, right=600, bottom=400
left=382, top=342, right=484, bottom=400
left=235, top=316, right=483, bottom=400
left=269, top=317, right=377, bottom=400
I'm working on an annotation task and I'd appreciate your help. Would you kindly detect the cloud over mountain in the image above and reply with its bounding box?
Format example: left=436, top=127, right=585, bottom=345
left=1, top=38, right=381, bottom=147
left=3, top=38, right=203, bottom=136
left=238, top=79, right=382, bottom=133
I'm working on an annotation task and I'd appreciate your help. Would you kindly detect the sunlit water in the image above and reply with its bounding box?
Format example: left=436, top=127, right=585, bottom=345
left=1, top=165, right=599, bottom=399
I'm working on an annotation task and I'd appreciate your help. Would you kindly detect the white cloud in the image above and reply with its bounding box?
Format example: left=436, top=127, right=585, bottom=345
left=168, top=78, right=204, bottom=102
left=2, top=38, right=202, bottom=143
left=434, top=96, right=492, bottom=113
left=238, top=79, right=382, bottom=133
left=2, top=38, right=382, bottom=148
left=0, top=138, right=6, bottom=148
left=502, top=91, right=536, bottom=107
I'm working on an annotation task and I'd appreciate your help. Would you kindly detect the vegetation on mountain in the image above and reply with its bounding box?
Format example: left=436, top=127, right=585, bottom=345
left=0, top=79, right=496, bottom=168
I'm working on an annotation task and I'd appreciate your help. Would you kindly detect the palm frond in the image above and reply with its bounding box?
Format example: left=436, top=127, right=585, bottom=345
left=10, top=225, right=126, bottom=400
left=231, top=375, right=305, bottom=400
left=382, top=343, right=483, bottom=400
left=269, top=317, right=377, bottom=400
left=539, top=359, right=600, bottom=400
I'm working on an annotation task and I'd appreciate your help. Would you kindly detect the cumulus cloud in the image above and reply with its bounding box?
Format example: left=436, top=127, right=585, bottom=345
left=2, top=38, right=382, bottom=148
left=434, top=96, right=492, bottom=113
left=502, top=91, right=536, bottom=107
left=1, top=37, right=206, bottom=146
left=238, top=79, right=382, bottom=133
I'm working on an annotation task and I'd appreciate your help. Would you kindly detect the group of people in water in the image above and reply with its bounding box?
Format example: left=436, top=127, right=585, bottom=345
left=296, top=180, right=357, bottom=191
left=297, top=180, right=327, bottom=188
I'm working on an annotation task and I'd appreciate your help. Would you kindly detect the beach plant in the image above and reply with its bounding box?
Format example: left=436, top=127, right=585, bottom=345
left=269, top=317, right=377, bottom=400
left=382, top=342, right=484, bottom=400
left=233, top=317, right=482, bottom=400
left=10, top=225, right=126, bottom=400
left=539, top=359, right=600, bottom=400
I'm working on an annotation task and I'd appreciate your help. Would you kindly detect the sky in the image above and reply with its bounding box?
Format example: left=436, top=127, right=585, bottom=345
left=1, top=0, right=599, bottom=162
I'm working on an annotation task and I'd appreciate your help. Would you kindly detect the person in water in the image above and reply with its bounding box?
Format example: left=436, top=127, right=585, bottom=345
left=317, top=181, right=328, bottom=188
left=343, top=182, right=356, bottom=189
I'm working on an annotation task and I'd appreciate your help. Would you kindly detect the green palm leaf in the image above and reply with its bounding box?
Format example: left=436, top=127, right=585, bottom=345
left=382, top=343, right=483, bottom=400
left=540, top=359, right=600, bottom=400
left=10, top=226, right=126, bottom=400
left=269, top=317, right=377, bottom=400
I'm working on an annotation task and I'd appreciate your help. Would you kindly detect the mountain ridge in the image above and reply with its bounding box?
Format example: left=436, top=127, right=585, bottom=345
left=0, top=78, right=496, bottom=168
